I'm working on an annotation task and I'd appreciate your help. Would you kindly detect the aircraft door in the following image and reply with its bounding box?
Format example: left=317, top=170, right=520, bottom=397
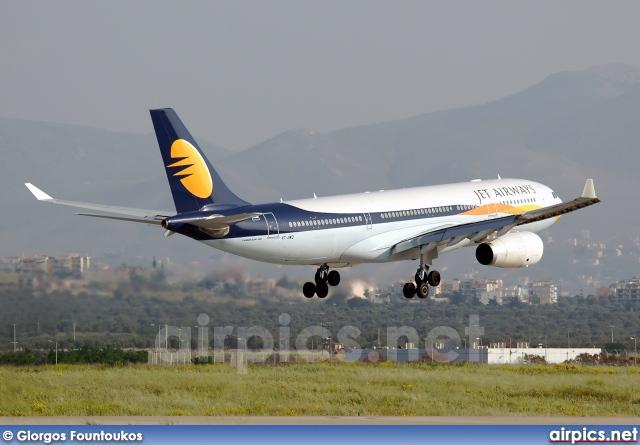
left=263, top=213, right=279, bottom=238
left=488, top=202, right=499, bottom=217
left=363, top=212, right=372, bottom=229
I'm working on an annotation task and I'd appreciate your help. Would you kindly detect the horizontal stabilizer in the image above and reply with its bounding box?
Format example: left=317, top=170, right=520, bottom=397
left=177, top=213, right=261, bottom=229
left=76, top=213, right=164, bottom=225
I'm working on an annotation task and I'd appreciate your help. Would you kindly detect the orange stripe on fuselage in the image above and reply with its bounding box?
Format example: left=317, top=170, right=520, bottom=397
left=460, top=204, right=542, bottom=216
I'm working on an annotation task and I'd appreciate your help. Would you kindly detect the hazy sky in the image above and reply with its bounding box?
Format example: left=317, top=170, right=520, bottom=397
left=2, top=1, right=639, bottom=151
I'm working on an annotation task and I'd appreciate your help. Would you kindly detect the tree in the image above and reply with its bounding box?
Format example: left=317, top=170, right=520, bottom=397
left=603, top=342, right=625, bottom=353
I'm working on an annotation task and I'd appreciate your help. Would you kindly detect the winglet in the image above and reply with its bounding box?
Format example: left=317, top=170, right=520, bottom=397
left=25, top=183, right=53, bottom=201
left=581, top=179, right=596, bottom=199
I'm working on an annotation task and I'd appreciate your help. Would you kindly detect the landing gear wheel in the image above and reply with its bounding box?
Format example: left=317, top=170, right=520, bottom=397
left=316, top=283, right=329, bottom=299
left=314, top=271, right=324, bottom=285
left=427, top=270, right=441, bottom=287
left=403, top=282, right=416, bottom=299
left=414, top=272, right=423, bottom=285
left=303, top=282, right=316, bottom=298
left=327, top=270, right=341, bottom=287
left=417, top=282, right=430, bottom=299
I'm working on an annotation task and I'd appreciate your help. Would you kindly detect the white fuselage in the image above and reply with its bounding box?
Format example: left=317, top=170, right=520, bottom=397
left=204, top=178, right=562, bottom=267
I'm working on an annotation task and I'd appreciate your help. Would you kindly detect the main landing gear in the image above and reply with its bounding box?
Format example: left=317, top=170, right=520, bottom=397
left=403, top=263, right=441, bottom=299
left=303, top=264, right=341, bottom=298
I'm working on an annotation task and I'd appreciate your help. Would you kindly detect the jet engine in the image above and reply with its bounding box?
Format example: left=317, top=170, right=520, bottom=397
left=475, top=231, right=544, bottom=268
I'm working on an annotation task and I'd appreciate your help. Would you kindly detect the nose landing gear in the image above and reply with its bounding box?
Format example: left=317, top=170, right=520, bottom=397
left=303, top=265, right=341, bottom=298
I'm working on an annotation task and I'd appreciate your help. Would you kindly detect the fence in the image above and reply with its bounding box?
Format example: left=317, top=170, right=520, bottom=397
left=147, top=348, right=340, bottom=365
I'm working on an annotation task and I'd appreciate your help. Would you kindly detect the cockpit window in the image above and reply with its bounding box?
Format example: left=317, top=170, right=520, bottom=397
left=552, top=191, right=557, bottom=199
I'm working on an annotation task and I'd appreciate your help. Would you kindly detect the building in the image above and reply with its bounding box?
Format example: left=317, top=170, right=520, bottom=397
left=438, top=279, right=460, bottom=295
left=19, top=255, right=49, bottom=274
left=487, top=347, right=601, bottom=364
left=611, top=278, right=640, bottom=300
left=14, top=254, right=91, bottom=278
left=530, top=280, right=558, bottom=305
left=461, top=278, right=503, bottom=301
left=246, top=278, right=275, bottom=298
left=502, top=285, right=529, bottom=304
left=479, top=289, right=503, bottom=305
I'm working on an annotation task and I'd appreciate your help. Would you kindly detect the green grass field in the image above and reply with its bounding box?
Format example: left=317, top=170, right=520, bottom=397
left=1, top=362, right=639, bottom=417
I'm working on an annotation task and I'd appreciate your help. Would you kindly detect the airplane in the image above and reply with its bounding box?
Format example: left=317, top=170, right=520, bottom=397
left=25, top=108, right=600, bottom=299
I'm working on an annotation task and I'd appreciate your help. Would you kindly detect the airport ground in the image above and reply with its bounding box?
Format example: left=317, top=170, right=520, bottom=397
left=1, top=362, right=639, bottom=418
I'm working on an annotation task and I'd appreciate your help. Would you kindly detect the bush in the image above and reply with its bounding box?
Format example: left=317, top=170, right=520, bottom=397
left=0, top=349, right=37, bottom=365
left=523, top=354, right=547, bottom=364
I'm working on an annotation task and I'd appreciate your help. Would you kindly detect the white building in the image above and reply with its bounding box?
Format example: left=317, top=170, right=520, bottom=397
left=487, top=347, right=601, bottom=364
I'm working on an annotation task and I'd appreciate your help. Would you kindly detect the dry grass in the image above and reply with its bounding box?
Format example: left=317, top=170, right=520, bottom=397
left=1, top=362, right=640, bottom=417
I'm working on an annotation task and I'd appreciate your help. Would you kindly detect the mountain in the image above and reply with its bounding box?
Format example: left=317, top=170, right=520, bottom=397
left=2, top=64, right=639, bottom=287
left=220, top=64, right=640, bottom=239
left=0, top=117, right=232, bottom=263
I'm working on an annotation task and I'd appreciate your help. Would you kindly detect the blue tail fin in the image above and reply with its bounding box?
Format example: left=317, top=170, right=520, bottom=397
left=150, top=108, right=249, bottom=214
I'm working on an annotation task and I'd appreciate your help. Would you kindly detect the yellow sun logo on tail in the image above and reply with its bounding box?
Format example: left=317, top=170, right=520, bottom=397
left=167, top=139, right=213, bottom=198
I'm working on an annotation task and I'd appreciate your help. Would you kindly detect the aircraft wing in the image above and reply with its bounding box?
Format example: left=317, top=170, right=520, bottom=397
left=391, top=179, right=600, bottom=255
left=25, top=183, right=175, bottom=225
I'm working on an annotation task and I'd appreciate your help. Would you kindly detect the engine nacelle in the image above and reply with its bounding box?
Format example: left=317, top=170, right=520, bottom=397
left=475, top=231, right=544, bottom=268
